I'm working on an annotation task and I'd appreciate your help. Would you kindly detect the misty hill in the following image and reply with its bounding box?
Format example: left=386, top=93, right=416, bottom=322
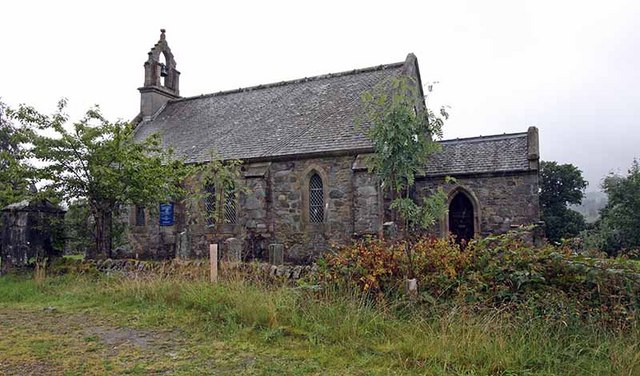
left=570, top=191, right=608, bottom=223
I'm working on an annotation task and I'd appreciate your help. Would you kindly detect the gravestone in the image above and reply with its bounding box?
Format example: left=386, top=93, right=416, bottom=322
left=383, top=221, right=398, bottom=240
left=268, top=243, right=284, bottom=265
left=224, top=237, right=242, bottom=262
left=176, top=231, right=189, bottom=259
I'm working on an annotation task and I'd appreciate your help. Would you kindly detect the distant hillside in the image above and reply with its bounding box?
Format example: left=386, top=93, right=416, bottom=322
left=570, top=191, right=608, bottom=223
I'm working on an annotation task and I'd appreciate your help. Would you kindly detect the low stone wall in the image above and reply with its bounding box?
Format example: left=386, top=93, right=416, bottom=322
left=58, top=258, right=317, bottom=282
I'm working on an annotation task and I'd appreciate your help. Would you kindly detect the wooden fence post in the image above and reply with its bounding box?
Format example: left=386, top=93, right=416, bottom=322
left=210, top=244, right=218, bottom=283
left=406, top=278, right=417, bottom=299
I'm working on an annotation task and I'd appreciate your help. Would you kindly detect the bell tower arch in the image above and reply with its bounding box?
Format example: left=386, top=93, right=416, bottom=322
left=138, top=29, right=181, bottom=120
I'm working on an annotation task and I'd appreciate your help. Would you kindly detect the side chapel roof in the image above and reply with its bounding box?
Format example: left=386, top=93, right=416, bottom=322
left=426, top=132, right=534, bottom=176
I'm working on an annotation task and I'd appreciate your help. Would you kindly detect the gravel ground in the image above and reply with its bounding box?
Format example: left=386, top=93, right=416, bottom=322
left=0, top=307, right=189, bottom=375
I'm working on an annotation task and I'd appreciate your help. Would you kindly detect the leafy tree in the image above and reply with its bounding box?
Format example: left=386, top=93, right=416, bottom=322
left=543, top=208, right=586, bottom=244
left=0, top=100, right=34, bottom=208
left=361, top=76, right=449, bottom=277
left=10, top=100, right=190, bottom=259
left=64, top=199, right=94, bottom=255
left=591, top=160, right=640, bottom=255
left=539, top=161, right=587, bottom=243
left=185, top=154, right=245, bottom=227
left=540, top=161, right=587, bottom=209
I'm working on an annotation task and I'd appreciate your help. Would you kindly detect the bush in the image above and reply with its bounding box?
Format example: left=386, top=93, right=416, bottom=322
left=320, top=229, right=640, bottom=326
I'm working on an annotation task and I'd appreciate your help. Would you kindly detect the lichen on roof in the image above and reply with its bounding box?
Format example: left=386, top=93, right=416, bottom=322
left=134, top=56, right=535, bottom=176
left=134, top=61, right=405, bottom=163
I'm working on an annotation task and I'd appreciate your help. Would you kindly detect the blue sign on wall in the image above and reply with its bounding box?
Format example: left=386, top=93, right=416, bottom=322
left=159, top=203, right=174, bottom=226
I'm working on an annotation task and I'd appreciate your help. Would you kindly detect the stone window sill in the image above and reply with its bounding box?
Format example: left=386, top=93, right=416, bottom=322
left=305, top=222, right=328, bottom=233
left=206, top=223, right=240, bottom=234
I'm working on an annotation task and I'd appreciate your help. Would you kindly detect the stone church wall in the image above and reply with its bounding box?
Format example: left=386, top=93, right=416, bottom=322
left=416, top=171, right=540, bottom=236
left=267, top=155, right=381, bottom=263
left=125, top=158, right=538, bottom=263
left=126, top=154, right=383, bottom=263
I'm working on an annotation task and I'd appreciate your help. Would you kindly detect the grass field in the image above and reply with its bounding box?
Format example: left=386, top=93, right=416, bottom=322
left=0, top=272, right=638, bottom=375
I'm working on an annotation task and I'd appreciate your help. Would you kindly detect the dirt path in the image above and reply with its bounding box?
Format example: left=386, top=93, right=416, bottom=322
left=0, top=307, right=195, bottom=375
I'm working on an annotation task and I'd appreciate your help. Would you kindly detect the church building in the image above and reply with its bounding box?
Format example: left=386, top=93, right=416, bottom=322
left=129, top=30, right=540, bottom=262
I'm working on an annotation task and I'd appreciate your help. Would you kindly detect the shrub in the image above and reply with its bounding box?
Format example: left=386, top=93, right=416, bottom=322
left=320, top=229, right=640, bottom=326
left=319, top=237, right=405, bottom=294
left=319, top=235, right=471, bottom=301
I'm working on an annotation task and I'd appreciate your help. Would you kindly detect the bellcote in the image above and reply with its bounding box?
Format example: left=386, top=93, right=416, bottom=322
left=138, top=29, right=181, bottom=119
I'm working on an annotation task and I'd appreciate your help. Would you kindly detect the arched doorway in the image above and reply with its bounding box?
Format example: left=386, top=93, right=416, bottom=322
left=448, top=192, right=475, bottom=244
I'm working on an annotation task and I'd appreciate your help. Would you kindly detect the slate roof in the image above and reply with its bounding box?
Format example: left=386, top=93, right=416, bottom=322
left=134, top=62, right=405, bottom=163
left=134, top=57, right=534, bottom=176
left=425, top=133, right=531, bottom=176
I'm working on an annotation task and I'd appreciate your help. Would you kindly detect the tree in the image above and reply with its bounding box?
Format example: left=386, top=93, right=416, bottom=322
left=64, top=199, right=94, bottom=255
left=0, top=100, right=34, bottom=208
left=592, top=160, right=640, bottom=255
left=539, top=161, right=588, bottom=243
left=184, top=154, right=245, bottom=227
left=361, top=76, right=449, bottom=277
left=11, top=100, right=190, bottom=258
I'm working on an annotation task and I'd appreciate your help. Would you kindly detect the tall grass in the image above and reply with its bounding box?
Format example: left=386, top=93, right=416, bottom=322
left=1, top=272, right=639, bottom=374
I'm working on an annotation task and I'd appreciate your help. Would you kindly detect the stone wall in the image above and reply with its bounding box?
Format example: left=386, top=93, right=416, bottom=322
left=270, top=156, right=359, bottom=263
left=64, top=258, right=317, bottom=283
left=0, top=200, right=64, bottom=272
left=415, top=171, right=540, bottom=236
left=353, top=156, right=383, bottom=236
left=125, top=203, right=186, bottom=260
left=126, top=154, right=382, bottom=263
left=125, top=156, right=539, bottom=263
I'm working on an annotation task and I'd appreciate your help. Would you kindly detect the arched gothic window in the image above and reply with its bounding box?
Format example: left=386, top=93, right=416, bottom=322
left=204, top=183, right=216, bottom=225
left=223, top=185, right=237, bottom=224
left=204, top=182, right=237, bottom=225
left=135, top=205, right=145, bottom=226
left=309, top=173, right=324, bottom=223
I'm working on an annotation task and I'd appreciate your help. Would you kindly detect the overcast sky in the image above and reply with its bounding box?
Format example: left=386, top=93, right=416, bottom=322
left=2, top=0, right=638, bottom=188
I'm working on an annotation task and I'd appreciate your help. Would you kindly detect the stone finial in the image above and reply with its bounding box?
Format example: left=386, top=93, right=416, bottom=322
left=527, top=126, right=540, bottom=170
left=160, top=29, right=166, bottom=40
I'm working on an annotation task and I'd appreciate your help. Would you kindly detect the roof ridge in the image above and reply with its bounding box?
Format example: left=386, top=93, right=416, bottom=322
left=439, top=132, right=527, bottom=144
left=171, top=61, right=405, bottom=103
